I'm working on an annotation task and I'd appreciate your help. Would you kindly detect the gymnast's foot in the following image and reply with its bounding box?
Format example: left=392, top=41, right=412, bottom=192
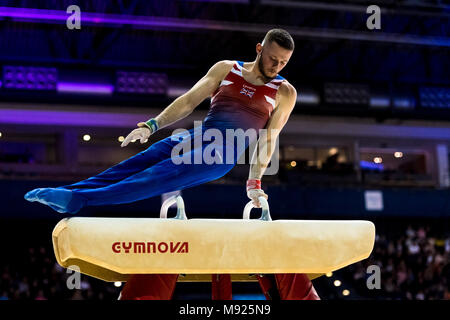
left=24, top=188, right=86, bottom=214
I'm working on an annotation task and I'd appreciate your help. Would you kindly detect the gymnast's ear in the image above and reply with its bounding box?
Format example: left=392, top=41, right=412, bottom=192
left=256, top=43, right=263, bottom=56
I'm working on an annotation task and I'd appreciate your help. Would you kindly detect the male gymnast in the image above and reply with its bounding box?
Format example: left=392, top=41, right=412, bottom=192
left=25, top=28, right=320, bottom=300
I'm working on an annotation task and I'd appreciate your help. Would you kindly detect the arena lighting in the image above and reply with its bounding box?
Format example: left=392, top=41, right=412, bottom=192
left=342, top=289, right=350, bottom=296
left=261, top=0, right=450, bottom=17
left=360, top=160, right=383, bottom=170
left=83, top=134, right=91, bottom=142
left=373, top=157, right=382, bottom=164
left=326, top=272, right=333, bottom=277
left=57, top=82, right=114, bottom=95
left=1, top=7, right=450, bottom=47
left=290, top=161, right=297, bottom=167
left=329, top=147, right=338, bottom=156
left=393, top=97, right=416, bottom=109
left=3, top=66, right=57, bottom=90
left=0, top=132, right=2, bottom=138
left=420, top=87, right=450, bottom=108
left=186, top=0, right=249, bottom=3
left=297, top=92, right=320, bottom=105
left=114, top=282, right=122, bottom=287
left=334, top=280, right=342, bottom=287
left=394, top=152, right=403, bottom=158
left=118, top=136, right=125, bottom=143
left=0, top=109, right=149, bottom=127
left=324, top=83, right=370, bottom=105
left=116, top=71, right=168, bottom=95
left=369, top=96, right=391, bottom=108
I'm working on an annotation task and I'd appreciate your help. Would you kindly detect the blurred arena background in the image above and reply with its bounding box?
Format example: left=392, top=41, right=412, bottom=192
left=0, top=0, right=449, bottom=300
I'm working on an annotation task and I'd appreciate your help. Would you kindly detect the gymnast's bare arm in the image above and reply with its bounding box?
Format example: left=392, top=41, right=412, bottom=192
left=121, top=60, right=234, bottom=147
left=140, top=60, right=235, bottom=131
left=249, top=81, right=297, bottom=180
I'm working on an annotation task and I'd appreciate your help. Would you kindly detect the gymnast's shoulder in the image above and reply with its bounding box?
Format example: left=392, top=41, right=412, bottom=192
left=278, top=80, right=297, bottom=101
left=204, top=60, right=235, bottom=78
left=214, top=59, right=235, bottom=66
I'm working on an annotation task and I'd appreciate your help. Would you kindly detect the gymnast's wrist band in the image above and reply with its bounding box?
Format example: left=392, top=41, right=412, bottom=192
left=246, top=179, right=261, bottom=191
left=143, top=118, right=159, bottom=133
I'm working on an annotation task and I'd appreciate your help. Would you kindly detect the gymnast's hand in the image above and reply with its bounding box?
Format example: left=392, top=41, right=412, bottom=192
left=247, top=189, right=268, bottom=208
left=121, top=124, right=152, bottom=147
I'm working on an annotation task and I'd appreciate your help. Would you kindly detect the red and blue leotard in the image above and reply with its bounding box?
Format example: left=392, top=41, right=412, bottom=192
left=24, top=60, right=286, bottom=213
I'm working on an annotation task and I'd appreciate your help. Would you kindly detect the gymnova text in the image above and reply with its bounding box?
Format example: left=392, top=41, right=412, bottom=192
left=169, top=121, right=280, bottom=175
left=112, top=241, right=189, bottom=254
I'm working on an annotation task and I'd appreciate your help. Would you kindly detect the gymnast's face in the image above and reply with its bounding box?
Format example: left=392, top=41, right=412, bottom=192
left=256, top=40, right=293, bottom=81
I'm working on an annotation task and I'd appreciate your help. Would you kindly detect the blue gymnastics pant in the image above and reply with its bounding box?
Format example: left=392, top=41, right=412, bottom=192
left=46, top=126, right=248, bottom=212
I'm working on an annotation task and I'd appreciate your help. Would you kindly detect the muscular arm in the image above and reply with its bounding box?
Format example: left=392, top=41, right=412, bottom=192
left=139, top=60, right=233, bottom=131
left=249, top=82, right=297, bottom=180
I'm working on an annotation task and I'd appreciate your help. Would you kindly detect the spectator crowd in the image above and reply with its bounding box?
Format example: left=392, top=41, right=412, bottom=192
left=344, top=224, right=449, bottom=300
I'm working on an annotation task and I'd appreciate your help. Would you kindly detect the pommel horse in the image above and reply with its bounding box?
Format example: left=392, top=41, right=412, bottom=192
left=52, top=195, right=375, bottom=299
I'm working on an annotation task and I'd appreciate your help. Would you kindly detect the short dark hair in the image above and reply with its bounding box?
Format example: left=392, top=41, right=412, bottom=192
left=263, top=29, right=295, bottom=51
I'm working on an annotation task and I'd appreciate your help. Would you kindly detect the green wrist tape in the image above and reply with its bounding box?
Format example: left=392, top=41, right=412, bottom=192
left=144, top=118, right=159, bottom=133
